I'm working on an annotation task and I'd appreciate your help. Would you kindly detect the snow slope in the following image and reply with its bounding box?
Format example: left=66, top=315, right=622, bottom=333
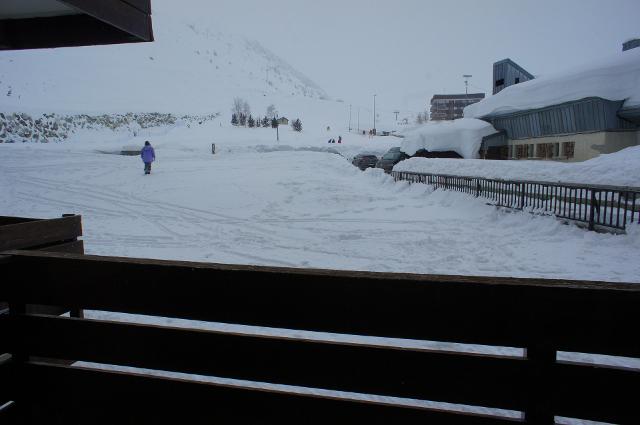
left=399, top=119, right=498, bottom=159
left=1, top=131, right=638, bottom=283
left=465, top=47, right=640, bottom=118
left=395, top=145, right=640, bottom=187
left=0, top=1, right=328, bottom=115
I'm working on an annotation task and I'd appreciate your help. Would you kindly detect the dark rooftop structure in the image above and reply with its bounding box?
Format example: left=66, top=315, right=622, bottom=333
left=493, top=58, right=534, bottom=95
left=429, top=93, right=485, bottom=121
left=0, top=0, right=153, bottom=50
left=623, top=39, right=640, bottom=52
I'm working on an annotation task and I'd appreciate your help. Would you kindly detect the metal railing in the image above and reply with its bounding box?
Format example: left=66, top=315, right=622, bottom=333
left=392, top=171, right=640, bottom=232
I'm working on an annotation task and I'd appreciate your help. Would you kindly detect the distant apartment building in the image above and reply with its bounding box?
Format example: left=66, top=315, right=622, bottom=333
left=430, top=93, right=485, bottom=121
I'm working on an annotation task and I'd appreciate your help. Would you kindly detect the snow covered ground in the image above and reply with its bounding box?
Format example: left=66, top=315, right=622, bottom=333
left=3, top=125, right=632, bottom=423
left=395, top=145, right=640, bottom=188
left=1, top=124, right=638, bottom=283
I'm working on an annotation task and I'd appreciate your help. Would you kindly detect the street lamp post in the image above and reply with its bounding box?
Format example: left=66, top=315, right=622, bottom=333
left=373, top=94, right=377, bottom=135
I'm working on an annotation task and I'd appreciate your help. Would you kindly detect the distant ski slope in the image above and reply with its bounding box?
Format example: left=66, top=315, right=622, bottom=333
left=0, top=2, right=328, bottom=115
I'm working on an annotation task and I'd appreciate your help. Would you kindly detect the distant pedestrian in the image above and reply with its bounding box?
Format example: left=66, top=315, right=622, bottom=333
left=337, top=136, right=342, bottom=144
left=141, top=141, right=155, bottom=175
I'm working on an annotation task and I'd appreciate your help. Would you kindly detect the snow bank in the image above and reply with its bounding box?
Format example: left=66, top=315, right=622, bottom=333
left=465, top=48, right=640, bottom=118
left=399, top=119, right=498, bottom=159
left=395, top=145, right=640, bottom=187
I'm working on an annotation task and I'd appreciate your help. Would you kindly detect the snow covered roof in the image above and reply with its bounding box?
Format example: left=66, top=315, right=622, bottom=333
left=465, top=48, right=640, bottom=119
left=432, top=93, right=485, bottom=100
left=399, top=118, right=498, bottom=159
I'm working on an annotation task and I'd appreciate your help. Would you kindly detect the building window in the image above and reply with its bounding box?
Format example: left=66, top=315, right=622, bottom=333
left=553, top=143, right=560, bottom=157
left=528, top=144, right=535, bottom=158
left=537, top=143, right=554, bottom=159
left=516, top=145, right=526, bottom=159
left=563, top=142, right=575, bottom=159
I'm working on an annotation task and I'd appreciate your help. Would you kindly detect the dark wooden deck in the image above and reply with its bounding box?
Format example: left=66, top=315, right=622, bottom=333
left=1, top=218, right=639, bottom=424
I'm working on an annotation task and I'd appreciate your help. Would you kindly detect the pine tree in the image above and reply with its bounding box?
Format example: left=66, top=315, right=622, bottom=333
left=271, top=117, right=279, bottom=129
left=239, top=113, right=247, bottom=126
left=262, top=116, right=269, bottom=127
left=292, top=118, right=302, bottom=132
left=247, top=115, right=255, bottom=128
left=231, top=113, right=238, bottom=126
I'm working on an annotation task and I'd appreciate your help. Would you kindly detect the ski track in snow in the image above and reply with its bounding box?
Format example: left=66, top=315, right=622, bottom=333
left=1, top=144, right=639, bottom=283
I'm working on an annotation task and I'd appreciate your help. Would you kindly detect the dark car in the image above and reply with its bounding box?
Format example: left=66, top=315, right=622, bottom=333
left=351, top=154, right=379, bottom=171
left=375, top=147, right=409, bottom=173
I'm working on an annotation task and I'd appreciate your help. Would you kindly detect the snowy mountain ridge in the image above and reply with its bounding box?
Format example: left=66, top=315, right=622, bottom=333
left=0, top=4, right=329, bottom=116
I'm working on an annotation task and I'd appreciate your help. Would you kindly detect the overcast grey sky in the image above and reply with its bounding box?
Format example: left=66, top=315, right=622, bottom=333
left=170, top=0, right=640, bottom=115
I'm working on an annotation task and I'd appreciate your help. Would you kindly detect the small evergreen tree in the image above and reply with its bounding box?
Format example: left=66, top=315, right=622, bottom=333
left=239, top=113, right=247, bottom=126
left=247, top=115, right=255, bottom=128
left=231, top=113, right=238, bottom=126
left=292, top=118, right=302, bottom=132
left=271, top=117, right=279, bottom=129
left=262, top=116, right=269, bottom=127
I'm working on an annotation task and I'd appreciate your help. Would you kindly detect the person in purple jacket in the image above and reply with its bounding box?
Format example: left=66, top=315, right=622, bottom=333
left=140, top=141, right=156, bottom=175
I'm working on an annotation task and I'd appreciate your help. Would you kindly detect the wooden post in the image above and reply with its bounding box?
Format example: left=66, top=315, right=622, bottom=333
left=7, top=300, right=27, bottom=422
left=524, top=343, right=555, bottom=424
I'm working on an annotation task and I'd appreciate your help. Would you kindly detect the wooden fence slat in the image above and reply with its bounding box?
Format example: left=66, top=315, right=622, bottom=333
left=6, top=251, right=640, bottom=358
left=19, top=362, right=519, bottom=425
left=35, top=240, right=84, bottom=254
left=552, top=362, right=640, bottom=424
left=0, top=216, right=82, bottom=251
left=0, top=217, right=39, bottom=226
left=0, top=353, right=13, bottom=402
left=15, top=314, right=528, bottom=411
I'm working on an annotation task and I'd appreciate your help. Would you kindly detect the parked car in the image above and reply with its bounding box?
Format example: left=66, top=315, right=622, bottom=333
left=351, top=154, right=379, bottom=171
left=375, top=147, right=409, bottom=173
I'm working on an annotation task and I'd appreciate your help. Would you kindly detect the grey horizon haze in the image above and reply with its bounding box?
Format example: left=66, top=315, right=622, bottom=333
left=183, top=0, right=638, bottom=119
left=179, top=0, right=638, bottom=117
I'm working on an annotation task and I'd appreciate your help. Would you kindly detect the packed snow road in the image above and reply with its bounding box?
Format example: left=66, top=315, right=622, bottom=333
left=1, top=143, right=639, bottom=283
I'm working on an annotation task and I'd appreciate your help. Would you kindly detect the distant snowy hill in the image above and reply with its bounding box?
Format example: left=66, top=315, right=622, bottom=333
left=0, top=2, right=328, bottom=115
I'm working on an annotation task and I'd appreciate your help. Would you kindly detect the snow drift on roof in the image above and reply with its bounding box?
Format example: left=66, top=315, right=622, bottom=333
left=465, top=48, right=640, bottom=119
left=400, top=118, right=498, bottom=159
